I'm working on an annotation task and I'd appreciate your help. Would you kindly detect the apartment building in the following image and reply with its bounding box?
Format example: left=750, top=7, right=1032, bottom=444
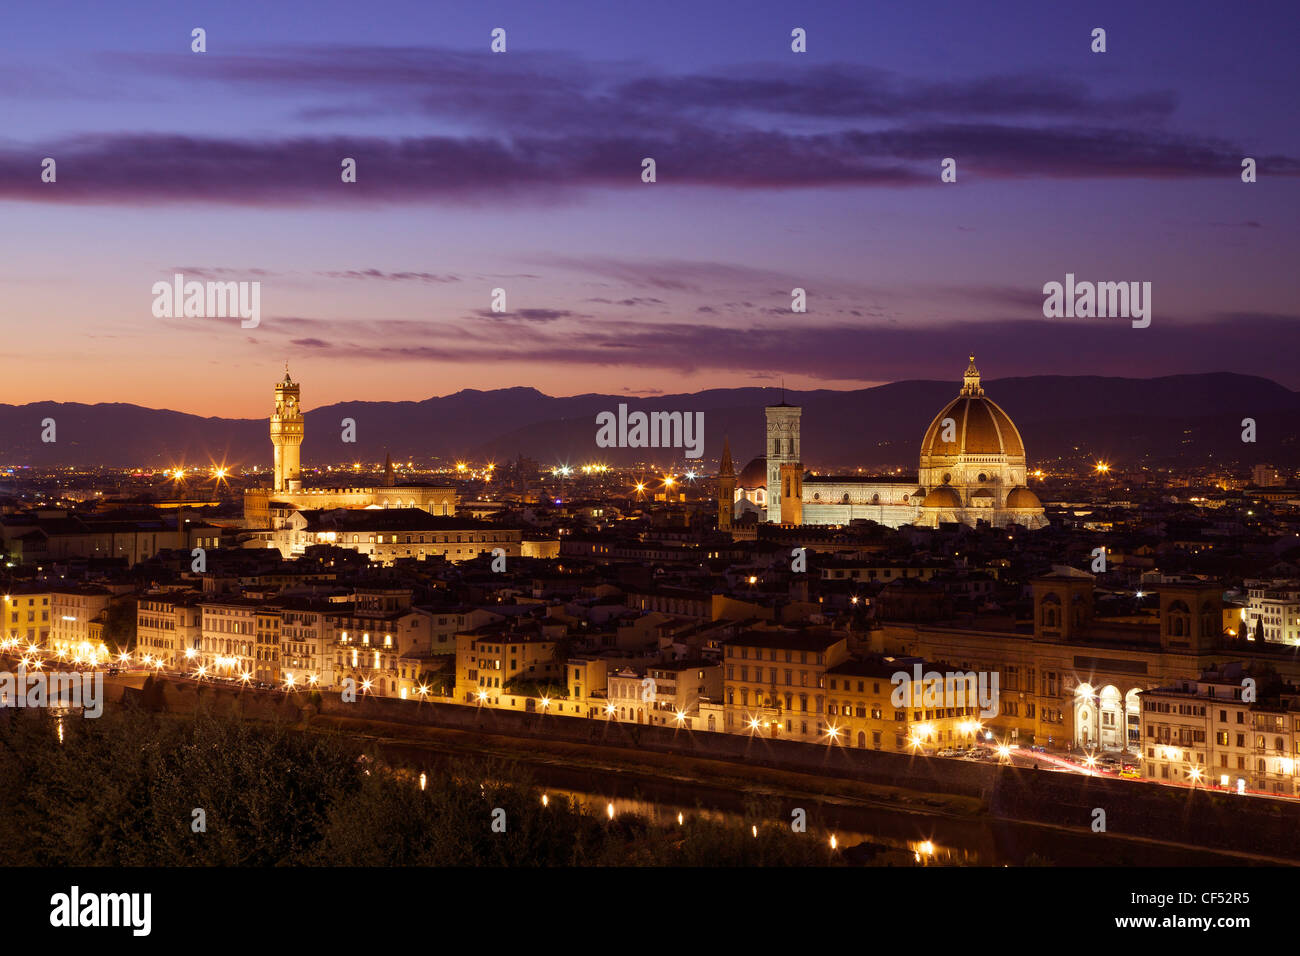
left=455, top=626, right=561, bottom=706
left=824, top=655, right=986, bottom=754
left=642, top=660, right=723, bottom=729
left=254, top=607, right=282, bottom=684
left=1140, top=663, right=1300, bottom=796
left=48, top=586, right=113, bottom=659
left=199, top=597, right=261, bottom=675
left=1243, top=581, right=1300, bottom=644
left=722, top=629, right=850, bottom=742
left=2, top=588, right=51, bottom=648
left=137, top=591, right=202, bottom=667
left=279, top=598, right=337, bottom=689
left=330, top=589, right=434, bottom=697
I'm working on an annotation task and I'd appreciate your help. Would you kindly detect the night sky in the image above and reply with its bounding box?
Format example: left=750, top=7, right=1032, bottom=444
left=2, top=0, right=1296, bottom=415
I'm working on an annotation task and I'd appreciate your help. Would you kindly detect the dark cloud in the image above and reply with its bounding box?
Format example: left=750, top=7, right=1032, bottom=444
left=317, top=269, right=461, bottom=283
left=617, top=68, right=1180, bottom=123
left=538, top=255, right=800, bottom=292
left=584, top=296, right=667, bottom=307
left=470, top=308, right=576, bottom=323
left=245, top=311, right=1300, bottom=389
left=169, top=266, right=279, bottom=278
left=116, top=49, right=1179, bottom=126
left=3, top=49, right=1289, bottom=205
left=1, top=124, right=1279, bottom=206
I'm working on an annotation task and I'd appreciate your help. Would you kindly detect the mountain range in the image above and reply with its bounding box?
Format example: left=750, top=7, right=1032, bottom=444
left=1, top=373, right=1297, bottom=472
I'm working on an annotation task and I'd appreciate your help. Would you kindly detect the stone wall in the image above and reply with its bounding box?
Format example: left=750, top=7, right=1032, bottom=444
left=128, top=675, right=1300, bottom=861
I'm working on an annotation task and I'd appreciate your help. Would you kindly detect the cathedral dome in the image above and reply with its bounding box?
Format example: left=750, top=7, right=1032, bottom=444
left=1006, top=486, right=1043, bottom=509
left=738, top=456, right=767, bottom=489
left=919, top=355, right=1026, bottom=460
left=922, top=486, right=962, bottom=508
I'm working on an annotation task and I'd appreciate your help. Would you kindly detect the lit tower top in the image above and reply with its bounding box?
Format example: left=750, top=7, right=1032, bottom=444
left=719, top=436, right=734, bottom=478
left=717, top=436, right=736, bottom=533
left=270, top=365, right=304, bottom=492
left=961, top=353, right=984, bottom=397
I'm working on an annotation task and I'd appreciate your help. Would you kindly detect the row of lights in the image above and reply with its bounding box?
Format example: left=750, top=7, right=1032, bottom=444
left=474, top=689, right=691, bottom=724
left=2, top=641, right=442, bottom=701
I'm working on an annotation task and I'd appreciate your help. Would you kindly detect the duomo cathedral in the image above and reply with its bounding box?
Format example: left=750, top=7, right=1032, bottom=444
left=718, top=356, right=1048, bottom=531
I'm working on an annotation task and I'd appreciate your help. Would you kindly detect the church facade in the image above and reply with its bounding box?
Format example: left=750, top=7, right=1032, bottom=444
left=728, top=357, right=1047, bottom=531
left=243, top=370, right=458, bottom=529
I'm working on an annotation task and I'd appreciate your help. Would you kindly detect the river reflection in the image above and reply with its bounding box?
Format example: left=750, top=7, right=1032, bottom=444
left=373, top=737, right=1272, bottom=867
left=541, top=786, right=969, bottom=865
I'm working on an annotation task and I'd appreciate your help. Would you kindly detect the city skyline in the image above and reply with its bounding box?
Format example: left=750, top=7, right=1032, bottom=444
left=3, top=0, right=1300, bottom=901
left=1, top=0, right=1298, bottom=415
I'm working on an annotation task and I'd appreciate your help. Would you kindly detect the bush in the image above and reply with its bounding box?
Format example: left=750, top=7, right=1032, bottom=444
left=0, top=707, right=848, bottom=867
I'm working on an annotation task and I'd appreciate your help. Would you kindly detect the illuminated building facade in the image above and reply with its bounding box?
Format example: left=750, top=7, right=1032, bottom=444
left=244, top=368, right=458, bottom=529
left=720, top=357, right=1048, bottom=531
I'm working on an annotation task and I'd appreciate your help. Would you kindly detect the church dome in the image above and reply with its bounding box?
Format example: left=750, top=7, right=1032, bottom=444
left=922, top=486, right=962, bottom=508
left=738, top=456, right=767, bottom=489
left=919, top=355, right=1026, bottom=459
left=1006, top=486, right=1043, bottom=509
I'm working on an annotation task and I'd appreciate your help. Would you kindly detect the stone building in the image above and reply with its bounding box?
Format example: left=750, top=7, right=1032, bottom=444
left=720, top=356, right=1047, bottom=531
left=243, top=368, right=457, bottom=529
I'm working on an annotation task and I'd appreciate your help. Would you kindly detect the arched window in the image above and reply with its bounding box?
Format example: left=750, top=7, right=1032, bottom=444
left=1167, top=600, right=1191, bottom=637
left=1041, top=592, right=1061, bottom=628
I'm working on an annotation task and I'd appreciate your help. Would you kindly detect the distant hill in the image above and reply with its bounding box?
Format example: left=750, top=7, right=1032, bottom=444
left=1, top=373, right=1297, bottom=471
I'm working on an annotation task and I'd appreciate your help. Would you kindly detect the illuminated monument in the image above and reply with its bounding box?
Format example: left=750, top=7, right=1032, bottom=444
left=721, top=356, right=1047, bottom=531
left=270, top=367, right=304, bottom=492
left=243, top=368, right=458, bottom=529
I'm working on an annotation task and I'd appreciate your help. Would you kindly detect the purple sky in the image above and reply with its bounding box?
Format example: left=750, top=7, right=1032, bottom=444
left=1, top=0, right=1297, bottom=416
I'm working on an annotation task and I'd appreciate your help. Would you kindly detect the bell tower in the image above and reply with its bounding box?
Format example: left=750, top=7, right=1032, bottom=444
left=270, top=365, right=304, bottom=492
left=779, top=462, right=804, bottom=525
left=717, top=437, right=736, bottom=533
left=765, top=401, right=801, bottom=523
